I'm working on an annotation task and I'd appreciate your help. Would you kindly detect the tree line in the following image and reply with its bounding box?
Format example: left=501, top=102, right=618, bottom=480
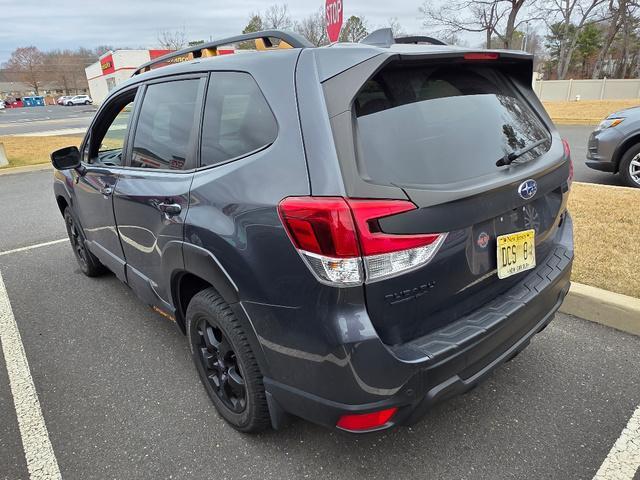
left=421, top=0, right=640, bottom=79
left=2, top=46, right=112, bottom=95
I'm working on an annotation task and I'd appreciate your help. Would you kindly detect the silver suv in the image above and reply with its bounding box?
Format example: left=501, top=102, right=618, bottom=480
left=587, top=105, right=640, bottom=187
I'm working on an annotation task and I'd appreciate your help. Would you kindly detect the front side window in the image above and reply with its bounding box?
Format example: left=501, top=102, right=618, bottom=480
left=89, top=89, right=137, bottom=166
left=130, top=79, right=202, bottom=170
left=201, top=72, right=277, bottom=167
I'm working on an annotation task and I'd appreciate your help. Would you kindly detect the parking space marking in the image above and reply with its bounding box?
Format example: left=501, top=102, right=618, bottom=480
left=0, top=239, right=67, bottom=258
left=594, top=405, right=640, bottom=479
left=0, top=271, right=62, bottom=479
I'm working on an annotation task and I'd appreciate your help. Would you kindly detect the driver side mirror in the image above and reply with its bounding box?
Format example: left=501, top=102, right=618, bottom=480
left=51, top=146, right=81, bottom=171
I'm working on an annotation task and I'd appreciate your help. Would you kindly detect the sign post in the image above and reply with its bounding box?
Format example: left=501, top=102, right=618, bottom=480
left=325, top=0, right=343, bottom=44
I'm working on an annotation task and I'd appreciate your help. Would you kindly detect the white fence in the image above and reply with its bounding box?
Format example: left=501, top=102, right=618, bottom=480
left=534, top=78, right=640, bottom=101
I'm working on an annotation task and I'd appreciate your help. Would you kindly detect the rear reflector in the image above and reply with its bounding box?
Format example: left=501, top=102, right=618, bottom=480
left=278, top=197, right=447, bottom=286
left=463, top=52, right=500, bottom=61
left=337, top=408, right=398, bottom=432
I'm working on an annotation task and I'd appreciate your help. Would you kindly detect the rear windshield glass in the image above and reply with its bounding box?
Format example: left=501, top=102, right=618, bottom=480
left=354, top=63, right=550, bottom=187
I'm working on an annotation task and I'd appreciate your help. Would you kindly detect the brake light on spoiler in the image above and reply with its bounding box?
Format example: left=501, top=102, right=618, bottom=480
left=463, top=52, right=500, bottom=61
left=278, top=197, right=447, bottom=286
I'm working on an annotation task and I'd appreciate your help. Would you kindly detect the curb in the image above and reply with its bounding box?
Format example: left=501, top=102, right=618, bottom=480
left=0, top=163, right=52, bottom=176
left=560, top=282, right=640, bottom=336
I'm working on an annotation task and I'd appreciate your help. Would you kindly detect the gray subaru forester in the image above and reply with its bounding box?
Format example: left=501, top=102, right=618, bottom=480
left=51, top=29, right=574, bottom=433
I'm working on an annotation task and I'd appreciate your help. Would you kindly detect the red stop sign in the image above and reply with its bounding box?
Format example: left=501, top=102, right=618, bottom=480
left=325, top=0, right=343, bottom=43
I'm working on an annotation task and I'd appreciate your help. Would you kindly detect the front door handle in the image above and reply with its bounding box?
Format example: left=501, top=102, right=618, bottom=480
left=100, top=184, right=114, bottom=196
left=158, top=202, right=182, bottom=216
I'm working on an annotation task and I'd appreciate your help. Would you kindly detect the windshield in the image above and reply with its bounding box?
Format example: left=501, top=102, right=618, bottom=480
left=354, top=62, right=550, bottom=187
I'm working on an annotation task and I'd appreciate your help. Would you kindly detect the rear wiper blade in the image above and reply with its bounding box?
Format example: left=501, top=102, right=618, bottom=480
left=496, top=137, right=549, bottom=167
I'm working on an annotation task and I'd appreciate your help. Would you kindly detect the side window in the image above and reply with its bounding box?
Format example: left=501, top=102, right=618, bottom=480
left=89, top=89, right=137, bottom=166
left=130, top=79, right=201, bottom=170
left=201, top=72, right=277, bottom=167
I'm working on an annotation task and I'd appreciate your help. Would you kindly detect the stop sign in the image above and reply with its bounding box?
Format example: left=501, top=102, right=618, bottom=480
left=325, top=0, right=343, bottom=43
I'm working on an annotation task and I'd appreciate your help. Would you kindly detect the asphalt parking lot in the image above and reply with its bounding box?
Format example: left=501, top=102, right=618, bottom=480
left=0, top=169, right=639, bottom=480
left=0, top=105, right=96, bottom=136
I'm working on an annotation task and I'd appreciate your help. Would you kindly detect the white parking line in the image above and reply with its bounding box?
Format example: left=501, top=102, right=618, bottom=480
left=0, top=271, right=62, bottom=479
left=0, top=239, right=67, bottom=258
left=594, top=405, right=640, bottom=479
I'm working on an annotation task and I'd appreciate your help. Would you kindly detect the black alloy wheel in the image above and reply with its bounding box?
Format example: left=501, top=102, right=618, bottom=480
left=63, top=208, right=106, bottom=277
left=195, top=318, right=247, bottom=413
left=186, top=288, right=270, bottom=433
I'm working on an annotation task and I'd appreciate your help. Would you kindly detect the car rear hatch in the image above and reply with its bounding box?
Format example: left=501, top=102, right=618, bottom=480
left=320, top=49, right=571, bottom=345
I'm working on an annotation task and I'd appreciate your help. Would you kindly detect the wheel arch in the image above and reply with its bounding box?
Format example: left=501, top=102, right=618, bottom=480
left=612, top=133, right=640, bottom=173
left=170, top=257, right=271, bottom=378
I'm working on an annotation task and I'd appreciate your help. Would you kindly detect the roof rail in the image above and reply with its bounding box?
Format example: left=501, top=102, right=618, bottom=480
left=395, top=36, right=446, bottom=46
left=133, top=30, right=313, bottom=76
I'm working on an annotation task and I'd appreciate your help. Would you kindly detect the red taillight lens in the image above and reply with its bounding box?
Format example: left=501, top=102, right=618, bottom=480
left=278, top=197, right=360, bottom=258
left=336, top=407, right=398, bottom=432
left=346, top=199, right=442, bottom=256
left=562, top=138, right=573, bottom=186
left=278, top=197, right=447, bottom=285
left=464, top=52, right=499, bottom=61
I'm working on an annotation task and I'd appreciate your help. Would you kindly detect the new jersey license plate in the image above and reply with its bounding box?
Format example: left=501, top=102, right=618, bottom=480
left=497, top=229, right=536, bottom=279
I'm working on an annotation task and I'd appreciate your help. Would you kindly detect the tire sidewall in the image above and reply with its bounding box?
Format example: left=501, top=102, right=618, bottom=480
left=186, top=294, right=263, bottom=431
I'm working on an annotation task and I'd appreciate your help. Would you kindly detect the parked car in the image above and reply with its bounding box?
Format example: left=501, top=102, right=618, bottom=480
left=51, top=29, right=574, bottom=434
left=65, top=95, right=92, bottom=106
left=0, top=100, right=5, bottom=110
left=57, top=96, right=73, bottom=105
left=586, top=105, right=640, bottom=187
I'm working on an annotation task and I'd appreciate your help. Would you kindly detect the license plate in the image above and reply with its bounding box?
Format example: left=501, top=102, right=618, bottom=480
left=497, top=229, right=536, bottom=279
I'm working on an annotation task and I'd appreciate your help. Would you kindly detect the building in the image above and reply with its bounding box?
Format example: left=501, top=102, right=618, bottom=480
left=85, top=50, right=176, bottom=103
left=85, top=47, right=235, bottom=103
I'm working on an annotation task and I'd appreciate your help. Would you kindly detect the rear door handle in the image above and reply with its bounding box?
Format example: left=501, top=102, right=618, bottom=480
left=158, top=202, right=182, bottom=216
left=100, top=185, right=114, bottom=196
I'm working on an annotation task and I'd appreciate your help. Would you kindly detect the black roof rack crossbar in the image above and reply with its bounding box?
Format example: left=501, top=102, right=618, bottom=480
left=394, top=36, right=447, bottom=46
left=133, top=29, right=313, bottom=76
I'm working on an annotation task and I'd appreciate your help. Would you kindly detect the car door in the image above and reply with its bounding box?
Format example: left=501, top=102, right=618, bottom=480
left=113, top=75, right=205, bottom=312
left=73, top=86, right=139, bottom=282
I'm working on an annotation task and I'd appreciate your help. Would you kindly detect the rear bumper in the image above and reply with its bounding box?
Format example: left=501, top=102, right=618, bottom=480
left=264, top=216, right=573, bottom=431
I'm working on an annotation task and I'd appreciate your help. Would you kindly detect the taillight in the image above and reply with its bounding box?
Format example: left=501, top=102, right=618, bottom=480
left=336, top=407, right=398, bottom=432
left=463, top=52, right=499, bottom=61
left=562, top=138, right=573, bottom=187
left=278, top=197, right=447, bottom=286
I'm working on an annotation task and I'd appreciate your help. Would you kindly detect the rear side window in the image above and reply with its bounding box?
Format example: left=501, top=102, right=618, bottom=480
left=131, top=79, right=201, bottom=170
left=201, top=72, right=277, bottom=167
left=354, top=63, right=550, bottom=187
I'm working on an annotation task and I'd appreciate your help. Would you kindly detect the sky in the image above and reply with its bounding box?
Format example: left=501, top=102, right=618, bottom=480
left=0, top=0, right=470, bottom=64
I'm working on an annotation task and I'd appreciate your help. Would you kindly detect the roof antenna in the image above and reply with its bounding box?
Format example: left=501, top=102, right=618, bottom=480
left=359, top=28, right=394, bottom=48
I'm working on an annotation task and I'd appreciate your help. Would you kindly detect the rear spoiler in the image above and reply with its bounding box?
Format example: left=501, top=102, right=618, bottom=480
left=132, top=30, right=313, bottom=76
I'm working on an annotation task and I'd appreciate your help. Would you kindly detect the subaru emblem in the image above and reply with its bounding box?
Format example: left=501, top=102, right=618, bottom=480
left=518, top=179, right=537, bottom=200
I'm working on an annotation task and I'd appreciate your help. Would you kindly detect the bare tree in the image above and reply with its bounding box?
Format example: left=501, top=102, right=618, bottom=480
left=421, top=0, right=535, bottom=49
left=4, top=46, right=45, bottom=94
left=295, top=8, right=329, bottom=46
left=592, top=0, right=639, bottom=77
left=157, top=27, right=188, bottom=50
left=539, top=0, right=608, bottom=79
left=388, top=17, right=406, bottom=37
left=264, top=4, right=293, bottom=30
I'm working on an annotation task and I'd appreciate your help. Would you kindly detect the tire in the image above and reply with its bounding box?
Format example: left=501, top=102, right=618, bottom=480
left=187, top=288, right=270, bottom=433
left=84, top=101, right=90, bottom=105
left=63, top=208, right=106, bottom=277
left=620, top=144, right=640, bottom=188
left=66, top=102, right=73, bottom=106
